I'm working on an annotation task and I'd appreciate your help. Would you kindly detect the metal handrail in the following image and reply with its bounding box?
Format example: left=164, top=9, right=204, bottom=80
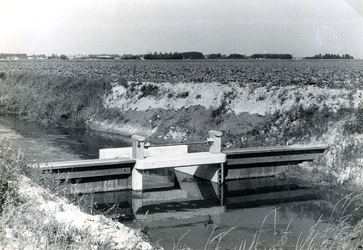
left=145, top=139, right=213, bottom=148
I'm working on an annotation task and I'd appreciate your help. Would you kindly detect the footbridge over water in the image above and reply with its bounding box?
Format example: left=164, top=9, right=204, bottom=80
left=35, top=130, right=327, bottom=192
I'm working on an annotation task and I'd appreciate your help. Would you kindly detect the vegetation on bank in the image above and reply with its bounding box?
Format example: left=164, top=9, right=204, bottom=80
left=0, top=71, right=112, bottom=127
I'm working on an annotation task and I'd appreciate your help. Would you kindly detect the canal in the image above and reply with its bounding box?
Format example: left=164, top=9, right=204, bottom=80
left=0, top=114, right=360, bottom=249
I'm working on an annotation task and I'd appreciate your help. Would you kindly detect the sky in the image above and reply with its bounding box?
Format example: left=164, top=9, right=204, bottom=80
left=0, top=0, right=363, bottom=58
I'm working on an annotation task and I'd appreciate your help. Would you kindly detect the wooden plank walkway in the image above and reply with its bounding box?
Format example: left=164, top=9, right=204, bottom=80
left=38, top=158, right=135, bottom=180
left=223, top=145, right=327, bottom=167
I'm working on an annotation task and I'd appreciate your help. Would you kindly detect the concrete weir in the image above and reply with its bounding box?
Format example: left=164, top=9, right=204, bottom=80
left=100, top=130, right=226, bottom=191
left=36, top=130, right=327, bottom=192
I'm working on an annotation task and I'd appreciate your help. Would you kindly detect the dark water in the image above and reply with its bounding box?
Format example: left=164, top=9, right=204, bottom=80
left=97, top=174, right=361, bottom=249
left=0, top=115, right=131, bottom=162
left=0, top=115, right=361, bottom=249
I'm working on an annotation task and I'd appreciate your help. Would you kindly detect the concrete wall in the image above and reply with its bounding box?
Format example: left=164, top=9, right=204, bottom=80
left=99, top=145, right=188, bottom=159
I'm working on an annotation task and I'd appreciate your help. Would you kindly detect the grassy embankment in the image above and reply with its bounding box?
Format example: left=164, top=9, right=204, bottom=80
left=1, top=66, right=363, bottom=248
left=0, top=71, right=112, bottom=127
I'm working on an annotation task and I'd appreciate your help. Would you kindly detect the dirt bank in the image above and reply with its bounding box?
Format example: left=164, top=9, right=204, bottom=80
left=90, top=105, right=269, bottom=144
left=90, top=81, right=362, bottom=145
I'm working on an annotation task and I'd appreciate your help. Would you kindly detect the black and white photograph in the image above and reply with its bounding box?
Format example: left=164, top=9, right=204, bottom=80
left=0, top=0, right=363, bottom=249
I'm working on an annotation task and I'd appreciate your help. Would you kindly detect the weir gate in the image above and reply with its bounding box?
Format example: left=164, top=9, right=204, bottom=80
left=36, top=130, right=327, bottom=192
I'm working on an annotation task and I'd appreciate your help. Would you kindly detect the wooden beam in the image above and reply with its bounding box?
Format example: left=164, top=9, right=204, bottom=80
left=226, top=153, right=321, bottom=166
left=223, top=145, right=327, bottom=156
left=37, top=158, right=135, bottom=171
left=45, top=167, right=131, bottom=180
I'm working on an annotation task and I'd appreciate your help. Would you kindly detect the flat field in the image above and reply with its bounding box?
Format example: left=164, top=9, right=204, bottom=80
left=1, top=59, right=362, bottom=87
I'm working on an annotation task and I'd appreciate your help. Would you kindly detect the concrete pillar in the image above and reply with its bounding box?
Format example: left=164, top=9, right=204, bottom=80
left=131, top=191, right=143, bottom=214
left=131, top=135, right=145, bottom=191
left=132, top=167, right=144, bottom=191
left=208, top=130, right=222, bottom=154
left=132, top=135, right=145, bottom=160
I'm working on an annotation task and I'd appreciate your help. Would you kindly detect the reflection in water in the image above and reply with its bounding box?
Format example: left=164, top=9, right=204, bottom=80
left=0, top=115, right=131, bottom=162
left=90, top=173, right=359, bottom=250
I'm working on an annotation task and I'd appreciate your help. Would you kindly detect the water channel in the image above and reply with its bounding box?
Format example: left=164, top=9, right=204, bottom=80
left=0, top=115, right=361, bottom=249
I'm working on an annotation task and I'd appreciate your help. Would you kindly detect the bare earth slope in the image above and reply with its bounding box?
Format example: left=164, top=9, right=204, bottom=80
left=90, top=81, right=362, bottom=145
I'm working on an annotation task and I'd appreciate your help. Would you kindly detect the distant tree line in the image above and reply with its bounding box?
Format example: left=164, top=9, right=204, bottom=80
left=207, top=53, right=249, bottom=59
left=144, top=52, right=249, bottom=60
left=304, top=53, right=354, bottom=59
left=0, top=51, right=356, bottom=61
left=121, top=54, right=140, bottom=60
left=227, top=54, right=247, bottom=59
left=250, top=53, right=293, bottom=59
left=144, top=51, right=205, bottom=60
left=87, top=54, right=119, bottom=59
left=207, top=53, right=226, bottom=59
left=144, top=52, right=294, bottom=60
left=46, top=54, right=69, bottom=60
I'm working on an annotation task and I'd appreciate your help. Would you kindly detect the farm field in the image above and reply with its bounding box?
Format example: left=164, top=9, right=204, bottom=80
left=1, top=59, right=362, bottom=88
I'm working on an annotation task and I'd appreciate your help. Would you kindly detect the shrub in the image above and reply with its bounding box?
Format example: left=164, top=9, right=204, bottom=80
left=176, top=91, right=189, bottom=98
left=118, top=78, right=128, bottom=89
left=128, top=82, right=139, bottom=96
left=356, top=101, right=363, bottom=133
left=211, top=91, right=233, bottom=120
left=256, top=94, right=266, bottom=101
left=211, top=100, right=227, bottom=118
left=139, top=83, right=159, bottom=98
left=0, top=140, right=28, bottom=191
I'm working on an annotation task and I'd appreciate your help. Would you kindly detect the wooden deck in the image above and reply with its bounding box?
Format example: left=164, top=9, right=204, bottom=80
left=223, top=144, right=327, bottom=167
left=38, top=158, right=135, bottom=180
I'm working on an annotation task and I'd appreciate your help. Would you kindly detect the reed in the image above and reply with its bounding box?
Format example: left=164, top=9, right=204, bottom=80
left=171, top=193, right=363, bottom=250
